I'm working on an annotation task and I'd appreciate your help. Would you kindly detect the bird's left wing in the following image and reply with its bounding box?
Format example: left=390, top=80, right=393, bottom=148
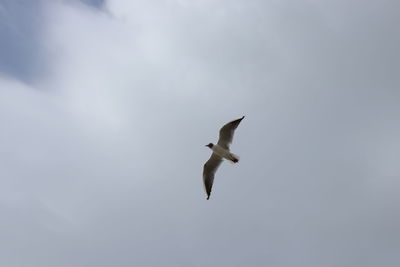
left=203, top=153, right=223, bottom=200
left=217, top=116, right=244, bottom=149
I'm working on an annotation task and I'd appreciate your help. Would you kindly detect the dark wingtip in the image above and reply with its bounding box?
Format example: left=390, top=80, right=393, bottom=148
left=207, top=195, right=210, bottom=200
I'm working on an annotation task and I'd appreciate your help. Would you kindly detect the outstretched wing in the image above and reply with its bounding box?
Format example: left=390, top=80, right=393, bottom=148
left=217, top=116, right=244, bottom=150
left=203, top=153, right=223, bottom=200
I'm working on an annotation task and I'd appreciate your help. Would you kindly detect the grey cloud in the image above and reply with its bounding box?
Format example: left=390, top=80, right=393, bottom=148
left=0, top=0, right=45, bottom=83
left=80, top=0, right=105, bottom=8
left=0, top=0, right=399, bottom=266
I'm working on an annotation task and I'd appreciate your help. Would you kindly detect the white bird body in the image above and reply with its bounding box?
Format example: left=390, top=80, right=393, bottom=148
left=210, top=144, right=239, bottom=163
left=203, top=116, right=244, bottom=199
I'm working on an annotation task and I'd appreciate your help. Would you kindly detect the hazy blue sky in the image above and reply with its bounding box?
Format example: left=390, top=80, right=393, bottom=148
left=1, top=1, right=399, bottom=266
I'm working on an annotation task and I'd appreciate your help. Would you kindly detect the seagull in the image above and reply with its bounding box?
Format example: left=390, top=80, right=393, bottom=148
left=203, top=116, right=244, bottom=200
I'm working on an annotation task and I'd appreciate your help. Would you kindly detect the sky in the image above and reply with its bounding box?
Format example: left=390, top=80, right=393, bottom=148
left=0, top=0, right=399, bottom=266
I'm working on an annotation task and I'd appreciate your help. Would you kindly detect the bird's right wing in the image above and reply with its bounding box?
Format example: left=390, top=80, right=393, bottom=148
left=217, top=116, right=244, bottom=149
left=203, top=153, right=223, bottom=200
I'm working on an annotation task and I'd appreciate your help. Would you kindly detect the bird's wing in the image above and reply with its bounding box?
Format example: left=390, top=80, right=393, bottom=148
left=217, top=116, right=244, bottom=149
left=203, top=153, right=223, bottom=200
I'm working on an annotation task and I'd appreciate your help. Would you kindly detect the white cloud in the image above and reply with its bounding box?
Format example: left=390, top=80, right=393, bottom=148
left=1, top=1, right=399, bottom=266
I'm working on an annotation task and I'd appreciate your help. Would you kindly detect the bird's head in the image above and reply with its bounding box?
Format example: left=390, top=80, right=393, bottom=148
left=205, top=143, right=214, bottom=148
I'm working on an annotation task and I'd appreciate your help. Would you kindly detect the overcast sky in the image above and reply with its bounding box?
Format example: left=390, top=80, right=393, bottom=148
left=1, top=0, right=399, bottom=266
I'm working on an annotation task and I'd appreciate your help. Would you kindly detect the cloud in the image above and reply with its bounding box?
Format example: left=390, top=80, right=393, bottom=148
left=1, top=0, right=399, bottom=266
left=0, top=0, right=45, bottom=82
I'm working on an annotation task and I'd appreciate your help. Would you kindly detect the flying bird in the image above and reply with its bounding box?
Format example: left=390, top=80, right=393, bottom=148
left=203, top=116, right=244, bottom=200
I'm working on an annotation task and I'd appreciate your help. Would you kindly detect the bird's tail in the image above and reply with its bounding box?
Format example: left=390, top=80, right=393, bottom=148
left=229, top=153, right=240, bottom=163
